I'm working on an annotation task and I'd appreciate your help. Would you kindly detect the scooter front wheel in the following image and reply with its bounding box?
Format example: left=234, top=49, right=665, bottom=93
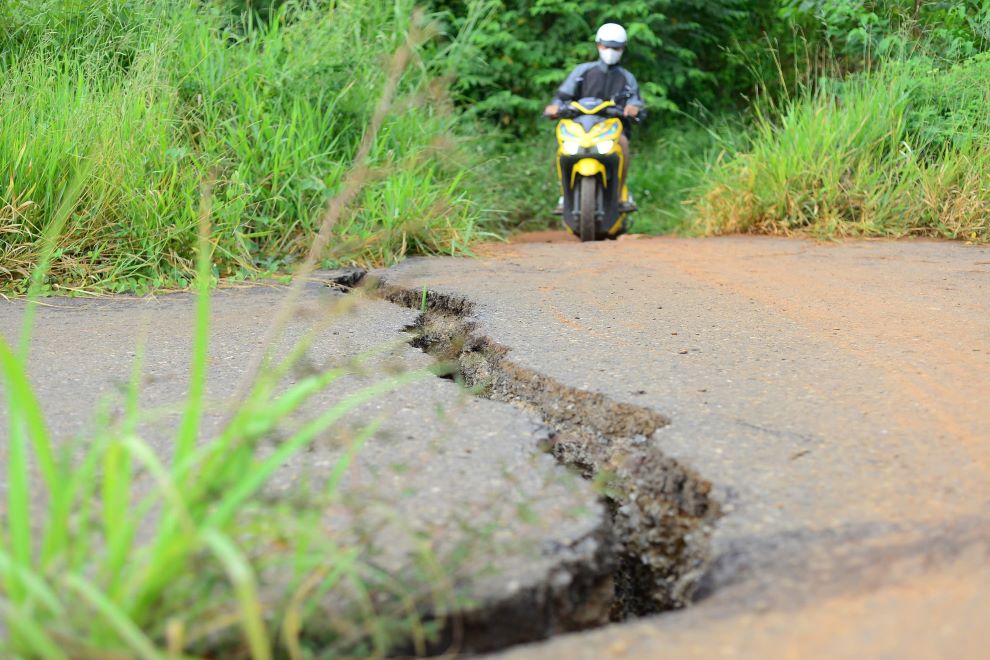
left=579, top=176, right=596, bottom=242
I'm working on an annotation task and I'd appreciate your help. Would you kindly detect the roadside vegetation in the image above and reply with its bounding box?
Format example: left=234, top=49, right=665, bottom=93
left=695, top=55, right=990, bottom=240
left=443, top=0, right=990, bottom=242
left=1, top=43, right=475, bottom=652
left=1, top=4, right=483, bottom=655
left=5, top=1, right=989, bottom=297
left=0, top=0, right=488, bottom=295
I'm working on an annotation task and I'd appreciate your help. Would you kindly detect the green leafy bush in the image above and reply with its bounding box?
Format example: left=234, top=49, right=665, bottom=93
left=779, top=0, right=990, bottom=62
left=428, top=0, right=777, bottom=127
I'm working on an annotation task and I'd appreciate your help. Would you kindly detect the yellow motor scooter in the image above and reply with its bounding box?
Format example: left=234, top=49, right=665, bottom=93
left=551, top=97, right=636, bottom=241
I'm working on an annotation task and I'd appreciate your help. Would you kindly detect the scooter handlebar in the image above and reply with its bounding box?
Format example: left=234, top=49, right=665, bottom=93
left=546, top=106, right=640, bottom=121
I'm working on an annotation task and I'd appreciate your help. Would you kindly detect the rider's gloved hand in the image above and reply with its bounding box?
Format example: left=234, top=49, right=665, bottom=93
left=623, top=105, right=641, bottom=118
left=544, top=104, right=560, bottom=118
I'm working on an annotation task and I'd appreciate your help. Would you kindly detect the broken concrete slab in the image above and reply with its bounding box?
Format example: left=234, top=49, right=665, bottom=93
left=0, top=283, right=611, bottom=653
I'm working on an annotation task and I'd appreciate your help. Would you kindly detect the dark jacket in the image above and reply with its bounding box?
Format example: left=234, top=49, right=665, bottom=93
left=552, top=60, right=645, bottom=110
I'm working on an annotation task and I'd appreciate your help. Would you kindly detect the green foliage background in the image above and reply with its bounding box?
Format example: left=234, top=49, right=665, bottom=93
left=429, top=0, right=990, bottom=239
left=428, top=0, right=990, bottom=123
left=430, top=0, right=778, bottom=124
left=780, top=1, right=990, bottom=60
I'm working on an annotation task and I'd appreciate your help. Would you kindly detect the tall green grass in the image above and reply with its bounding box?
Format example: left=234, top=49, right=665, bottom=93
left=0, top=16, right=475, bottom=653
left=0, top=155, right=459, bottom=660
left=691, top=54, right=990, bottom=241
left=0, top=0, right=488, bottom=295
left=628, top=119, right=744, bottom=235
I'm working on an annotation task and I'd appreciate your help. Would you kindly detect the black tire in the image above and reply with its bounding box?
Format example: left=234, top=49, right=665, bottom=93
left=579, top=176, right=596, bottom=242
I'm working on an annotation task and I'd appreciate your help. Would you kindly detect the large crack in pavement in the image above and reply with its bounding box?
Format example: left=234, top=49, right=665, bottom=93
left=350, top=275, right=723, bottom=650
left=313, top=236, right=990, bottom=658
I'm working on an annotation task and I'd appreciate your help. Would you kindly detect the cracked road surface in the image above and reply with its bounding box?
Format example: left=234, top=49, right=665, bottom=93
left=380, top=234, right=990, bottom=659
left=0, top=284, right=613, bottom=652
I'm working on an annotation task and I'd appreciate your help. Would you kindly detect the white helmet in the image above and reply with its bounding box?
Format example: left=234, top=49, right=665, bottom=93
left=596, top=23, right=627, bottom=49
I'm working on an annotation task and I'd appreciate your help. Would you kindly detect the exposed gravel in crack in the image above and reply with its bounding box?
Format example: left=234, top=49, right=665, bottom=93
left=374, top=281, right=722, bottom=618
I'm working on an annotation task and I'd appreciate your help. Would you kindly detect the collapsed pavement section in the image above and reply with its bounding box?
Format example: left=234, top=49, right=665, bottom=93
left=371, top=279, right=722, bottom=617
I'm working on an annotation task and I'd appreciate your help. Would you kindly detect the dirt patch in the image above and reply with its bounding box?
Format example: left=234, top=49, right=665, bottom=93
left=507, top=230, right=578, bottom=244
left=473, top=230, right=578, bottom=258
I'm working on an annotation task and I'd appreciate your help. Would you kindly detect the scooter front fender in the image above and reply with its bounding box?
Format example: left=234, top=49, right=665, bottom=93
left=571, top=158, right=607, bottom=187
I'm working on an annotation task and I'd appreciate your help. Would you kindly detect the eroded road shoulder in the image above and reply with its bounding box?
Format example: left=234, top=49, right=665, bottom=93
left=377, top=235, right=990, bottom=659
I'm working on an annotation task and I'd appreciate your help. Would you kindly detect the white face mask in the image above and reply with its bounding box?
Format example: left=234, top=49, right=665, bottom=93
left=600, top=48, right=623, bottom=66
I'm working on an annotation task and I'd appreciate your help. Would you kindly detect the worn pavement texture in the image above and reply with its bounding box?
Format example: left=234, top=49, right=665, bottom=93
left=379, top=235, right=990, bottom=659
left=0, top=283, right=609, bottom=652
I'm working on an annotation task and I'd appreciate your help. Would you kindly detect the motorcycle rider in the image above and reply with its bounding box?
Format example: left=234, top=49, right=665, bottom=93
left=544, top=23, right=644, bottom=213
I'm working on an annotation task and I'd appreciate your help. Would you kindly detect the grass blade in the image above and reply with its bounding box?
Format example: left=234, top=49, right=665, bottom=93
left=0, top=600, right=68, bottom=660
left=0, top=338, right=58, bottom=495
left=0, top=551, right=65, bottom=618
left=4, top=406, right=31, bottom=603
left=175, top=179, right=214, bottom=462
left=64, top=573, right=161, bottom=660
left=282, top=547, right=360, bottom=660
left=325, top=419, right=382, bottom=497
left=201, top=529, right=272, bottom=660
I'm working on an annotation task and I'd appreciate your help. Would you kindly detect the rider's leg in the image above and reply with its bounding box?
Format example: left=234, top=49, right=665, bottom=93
left=619, top=134, right=630, bottom=192
left=618, top=134, right=637, bottom=211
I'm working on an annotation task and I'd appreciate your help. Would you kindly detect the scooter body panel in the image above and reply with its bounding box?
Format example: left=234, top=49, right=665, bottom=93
left=554, top=98, right=633, bottom=241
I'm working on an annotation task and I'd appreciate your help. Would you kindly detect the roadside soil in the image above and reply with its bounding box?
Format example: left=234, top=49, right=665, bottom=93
left=378, top=234, right=990, bottom=659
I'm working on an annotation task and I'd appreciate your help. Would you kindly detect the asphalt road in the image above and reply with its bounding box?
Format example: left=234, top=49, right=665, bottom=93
left=3, top=234, right=988, bottom=657
left=380, top=234, right=990, bottom=659
left=0, top=282, right=610, bottom=652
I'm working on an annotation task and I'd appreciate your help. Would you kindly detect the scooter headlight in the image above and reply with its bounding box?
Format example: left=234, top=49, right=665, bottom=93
left=596, top=140, right=614, bottom=155
left=562, top=141, right=580, bottom=156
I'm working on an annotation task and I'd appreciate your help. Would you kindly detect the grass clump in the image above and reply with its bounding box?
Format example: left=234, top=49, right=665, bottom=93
left=0, top=154, right=461, bottom=658
left=629, top=119, right=744, bottom=235
left=0, top=0, right=486, bottom=295
left=691, top=55, right=990, bottom=241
